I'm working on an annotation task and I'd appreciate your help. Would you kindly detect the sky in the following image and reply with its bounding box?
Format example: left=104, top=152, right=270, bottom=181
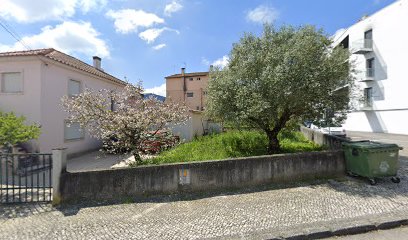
left=0, top=0, right=397, bottom=96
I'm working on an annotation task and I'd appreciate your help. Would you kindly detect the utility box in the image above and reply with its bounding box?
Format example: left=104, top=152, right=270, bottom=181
left=342, top=141, right=402, bottom=185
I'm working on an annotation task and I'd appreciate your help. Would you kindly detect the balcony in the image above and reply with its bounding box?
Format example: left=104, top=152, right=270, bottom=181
left=352, top=39, right=373, bottom=54
left=360, top=99, right=373, bottom=111
left=359, top=68, right=375, bottom=82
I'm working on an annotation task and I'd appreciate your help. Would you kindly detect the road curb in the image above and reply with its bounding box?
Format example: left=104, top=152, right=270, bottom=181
left=233, top=211, right=408, bottom=240
left=273, top=217, right=408, bottom=239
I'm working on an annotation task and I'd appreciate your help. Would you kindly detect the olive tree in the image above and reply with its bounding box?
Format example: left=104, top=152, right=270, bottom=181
left=62, top=83, right=189, bottom=164
left=206, top=24, right=353, bottom=154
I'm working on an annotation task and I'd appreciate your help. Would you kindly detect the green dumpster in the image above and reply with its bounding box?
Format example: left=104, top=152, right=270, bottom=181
left=342, top=141, right=402, bottom=185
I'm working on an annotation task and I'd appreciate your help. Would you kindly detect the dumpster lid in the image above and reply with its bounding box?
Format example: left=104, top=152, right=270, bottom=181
left=342, top=141, right=401, bottom=149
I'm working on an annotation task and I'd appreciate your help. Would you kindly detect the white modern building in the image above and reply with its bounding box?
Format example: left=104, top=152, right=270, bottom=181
left=333, top=0, right=408, bottom=135
left=0, top=48, right=126, bottom=157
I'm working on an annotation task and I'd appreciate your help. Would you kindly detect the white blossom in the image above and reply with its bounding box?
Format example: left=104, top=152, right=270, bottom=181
left=62, top=83, right=189, bottom=164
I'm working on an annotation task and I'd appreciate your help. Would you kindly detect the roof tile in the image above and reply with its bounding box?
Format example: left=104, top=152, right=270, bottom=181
left=165, top=72, right=209, bottom=78
left=0, top=48, right=126, bottom=86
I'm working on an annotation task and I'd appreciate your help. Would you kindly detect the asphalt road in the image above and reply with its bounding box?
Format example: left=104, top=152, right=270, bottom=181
left=327, top=226, right=408, bottom=240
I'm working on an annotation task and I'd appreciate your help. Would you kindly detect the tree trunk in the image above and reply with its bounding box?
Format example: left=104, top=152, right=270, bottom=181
left=129, top=133, right=142, bottom=165
left=132, top=151, right=142, bottom=165
left=266, top=130, right=281, bottom=154
left=265, top=109, right=291, bottom=154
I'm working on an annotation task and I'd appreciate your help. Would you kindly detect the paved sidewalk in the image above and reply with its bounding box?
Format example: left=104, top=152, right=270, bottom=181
left=67, top=151, right=131, bottom=172
left=347, top=131, right=408, bottom=156
left=67, top=151, right=152, bottom=172
left=1, top=155, right=408, bottom=239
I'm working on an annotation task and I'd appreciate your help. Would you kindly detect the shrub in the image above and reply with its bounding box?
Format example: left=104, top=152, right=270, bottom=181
left=140, top=130, right=322, bottom=165
left=0, top=111, right=40, bottom=148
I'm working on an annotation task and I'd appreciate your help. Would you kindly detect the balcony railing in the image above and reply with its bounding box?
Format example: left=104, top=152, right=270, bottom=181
left=360, top=100, right=373, bottom=111
left=352, top=39, right=373, bottom=54
left=359, top=68, right=375, bottom=81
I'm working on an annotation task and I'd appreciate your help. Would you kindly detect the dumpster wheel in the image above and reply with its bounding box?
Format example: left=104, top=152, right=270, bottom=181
left=391, top=177, right=400, bottom=183
left=369, top=179, right=377, bottom=185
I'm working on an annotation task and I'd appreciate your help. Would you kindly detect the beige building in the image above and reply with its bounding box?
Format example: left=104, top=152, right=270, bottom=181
left=0, top=48, right=126, bottom=157
left=165, top=68, right=209, bottom=111
left=165, top=67, right=221, bottom=141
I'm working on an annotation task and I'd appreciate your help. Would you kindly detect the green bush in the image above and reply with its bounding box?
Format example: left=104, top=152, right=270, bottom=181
left=0, top=111, right=41, bottom=147
left=140, top=130, right=322, bottom=165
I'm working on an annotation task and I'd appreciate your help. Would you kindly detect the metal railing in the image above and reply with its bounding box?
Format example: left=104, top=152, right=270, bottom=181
left=0, top=153, right=52, bottom=203
left=353, top=39, right=373, bottom=49
left=357, top=68, right=375, bottom=81
left=366, top=68, right=375, bottom=78
left=363, top=98, right=373, bottom=108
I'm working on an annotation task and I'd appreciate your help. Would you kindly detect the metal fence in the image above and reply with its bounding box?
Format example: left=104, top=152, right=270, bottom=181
left=0, top=153, right=52, bottom=203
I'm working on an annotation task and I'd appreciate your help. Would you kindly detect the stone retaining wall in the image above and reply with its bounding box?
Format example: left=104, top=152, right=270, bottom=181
left=60, top=151, right=345, bottom=202
left=300, top=126, right=350, bottom=150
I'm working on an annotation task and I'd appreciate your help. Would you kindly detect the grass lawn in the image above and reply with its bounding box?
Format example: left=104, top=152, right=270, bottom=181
left=140, top=130, right=323, bottom=165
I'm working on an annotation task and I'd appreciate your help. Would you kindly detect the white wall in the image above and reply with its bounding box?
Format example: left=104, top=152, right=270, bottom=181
left=345, top=110, right=408, bottom=134
left=39, top=59, right=125, bottom=156
left=0, top=57, right=42, bottom=151
left=341, top=0, right=408, bottom=134
left=169, top=111, right=221, bottom=142
left=169, top=112, right=204, bottom=141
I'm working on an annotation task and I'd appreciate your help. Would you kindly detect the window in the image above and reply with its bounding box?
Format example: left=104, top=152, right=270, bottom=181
left=366, top=58, right=375, bottom=78
left=68, top=79, right=81, bottom=97
left=64, top=121, right=84, bottom=140
left=364, top=29, right=373, bottom=48
left=203, top=91, right=207, bottom=95
left=196, top=106, right=200, bottom=110
left=364, top=29, right=373, bottom=40
left=187, top=92, right=194, bottom=97
left=364, top=87, right=373, bottom=107
left=189, top=77, right=193, bottom=81
left=339, top=35, right=349, bottom=49
left=197, top=77, right=201, bottom=80
left=1, top=72, right=23, bottom=93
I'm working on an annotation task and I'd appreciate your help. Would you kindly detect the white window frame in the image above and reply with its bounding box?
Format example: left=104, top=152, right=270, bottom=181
left=68, top=79, right=82, bottom=97
left=64, top=120, right=85, bottom=141
left=1, top=71, right=24, bottom=94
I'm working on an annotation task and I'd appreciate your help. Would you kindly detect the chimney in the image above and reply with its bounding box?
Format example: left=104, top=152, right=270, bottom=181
left=209, top=65, right=214, bottom=72
left=181, top=67, right=185, bottom=75
left=93, top=56, right=102, bottom=70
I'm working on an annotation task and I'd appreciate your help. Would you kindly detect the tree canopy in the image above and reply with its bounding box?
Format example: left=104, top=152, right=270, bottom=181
left=62, top=83, right=189, bottom=164
left=206, top=24, right=353, bottom=154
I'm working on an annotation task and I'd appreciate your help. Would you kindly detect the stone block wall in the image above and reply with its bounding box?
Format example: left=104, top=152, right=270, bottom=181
left=60, top=151, right=345, bottom=202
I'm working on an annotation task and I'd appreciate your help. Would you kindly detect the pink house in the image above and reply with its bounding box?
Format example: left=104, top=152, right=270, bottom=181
left=0, top=48, right=126, bottom=157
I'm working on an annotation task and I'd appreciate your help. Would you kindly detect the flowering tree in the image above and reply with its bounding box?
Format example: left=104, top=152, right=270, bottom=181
left=62, top=83, right=189, bottom=164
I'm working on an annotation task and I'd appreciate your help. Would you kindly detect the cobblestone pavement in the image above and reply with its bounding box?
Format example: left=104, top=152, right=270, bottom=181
left=1, top=158, right=408, bottom=240
left=1, top=150, right=408, bottom=239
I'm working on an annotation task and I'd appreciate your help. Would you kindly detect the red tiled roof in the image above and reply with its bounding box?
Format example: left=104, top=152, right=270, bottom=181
left=165, top=71, right=209, bottom=78
left=0, top=48, right=126, bottom=86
